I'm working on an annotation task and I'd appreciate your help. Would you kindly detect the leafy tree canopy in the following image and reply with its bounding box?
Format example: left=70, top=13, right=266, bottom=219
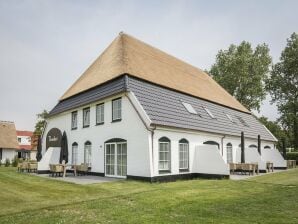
left=266, top=33, right=298, bottom=150
left=34, top=110, right=49, bottom=136
left=258, top=116, right=288, bottom=150
left=209, top=41, right=272, bottom=111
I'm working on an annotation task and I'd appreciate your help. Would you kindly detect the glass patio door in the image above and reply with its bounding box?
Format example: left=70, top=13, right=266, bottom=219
left=105, top=142, right=127, bottom=177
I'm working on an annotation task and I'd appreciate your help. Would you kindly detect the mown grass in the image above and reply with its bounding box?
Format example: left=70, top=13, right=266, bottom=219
left=0, top=167, right=297, bottom=224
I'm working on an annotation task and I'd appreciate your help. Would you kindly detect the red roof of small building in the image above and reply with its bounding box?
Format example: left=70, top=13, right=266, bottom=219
left=16, top=130, right=33, bottom=136
left=19, top=145, right=32, bottom=150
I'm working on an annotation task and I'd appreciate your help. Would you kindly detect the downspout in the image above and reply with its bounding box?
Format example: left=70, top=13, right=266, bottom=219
left=151, top=126, right=156, bottom=178
left=221, top=135, right=226, bottom=156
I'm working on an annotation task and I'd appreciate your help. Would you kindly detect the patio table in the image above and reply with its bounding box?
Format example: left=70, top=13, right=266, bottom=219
left=62, top=164, right=77, bottom=178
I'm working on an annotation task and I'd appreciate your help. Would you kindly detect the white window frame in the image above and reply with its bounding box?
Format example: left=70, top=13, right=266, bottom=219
left=83, top=107, right=90, bottom=127
left=96, top=103, right=105, bottom=124
left=158, top=139, right=171, bottom=172
left=84, top=142, right=92, bottom=167
left=112, top=98, right=122, bottom=121
left=179, top=142, right=189, bottom=170
left=226, top=143, right=233, bottom=163
left=71, top=111, right=78, bottom=129
left=72, top=143, right=78, bottom=165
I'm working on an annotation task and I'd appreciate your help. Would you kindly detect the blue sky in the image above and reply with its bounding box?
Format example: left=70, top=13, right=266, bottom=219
left=0, top=0, right=297, bottom=130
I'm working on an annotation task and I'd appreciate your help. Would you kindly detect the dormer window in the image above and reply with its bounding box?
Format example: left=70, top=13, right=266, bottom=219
left=182, top=102, right=197, bottom=114
left=203, top=107, right=215, bottom=119
left=237, top=116, right=249, bottom=127
left=226, top=114, right=235, bottom=123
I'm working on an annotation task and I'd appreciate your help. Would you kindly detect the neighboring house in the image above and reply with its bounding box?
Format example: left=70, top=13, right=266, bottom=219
left=0, top=121, right=19, bottom=163
left=38, top=33, right=286, bottom=181
left=16, top=130, right=36, bottom=160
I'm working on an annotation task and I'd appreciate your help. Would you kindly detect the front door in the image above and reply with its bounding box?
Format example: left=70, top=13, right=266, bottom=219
left=105, top=142, right=127, bottom=178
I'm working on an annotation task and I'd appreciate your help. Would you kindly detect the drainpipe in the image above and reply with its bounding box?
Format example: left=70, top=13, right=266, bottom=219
left=221, top=135, right=226, bottom=156
left=257, top=135, right=261, bottom=155
left=241, top=132, right=245, bottom=163
left=282, top=138, right=287, bottom=159
left=151, top=126, right=156, bottom=177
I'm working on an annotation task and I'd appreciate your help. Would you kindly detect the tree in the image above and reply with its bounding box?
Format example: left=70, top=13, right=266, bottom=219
left=266, top=33, right=298, bottom=150
left=258, top=116, right=288, bottom=150
left=209, top=41, right=272, bottom=111
left=34, top=110, right=49, bottom=136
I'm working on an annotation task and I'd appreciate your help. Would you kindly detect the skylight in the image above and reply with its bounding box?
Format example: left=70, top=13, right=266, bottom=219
left=182, top=102, right=197, bottom=114
left=226, top=114, right=235, bottom=123
left=237, top=116, right=249, bottom=127
left=203, top=107, right=215, bottom=119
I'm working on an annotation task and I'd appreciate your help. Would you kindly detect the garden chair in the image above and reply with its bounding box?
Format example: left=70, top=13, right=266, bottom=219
left=29, top=162, right=38, bottom=173
left=77, top=163, right=88, bottom=176
left=20, top=162, right=29, bottom=172
left=229, top=163, right=237, bottom=174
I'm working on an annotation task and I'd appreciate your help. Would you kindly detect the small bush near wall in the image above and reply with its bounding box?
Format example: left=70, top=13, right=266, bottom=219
left=11, top=156, right=18, bottom=167
left=287, top=152, right=298, bottom=163
left=5, top=158, right=10, bottom=167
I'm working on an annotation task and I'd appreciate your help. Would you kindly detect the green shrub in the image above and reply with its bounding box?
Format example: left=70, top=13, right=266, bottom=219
left=5, top=158, right=10, bottom=167
left=0, top=160, right=2, bottom=167
left=11, top=156, right=18, bottom=167
left=287, top=152, right=298, bottom=162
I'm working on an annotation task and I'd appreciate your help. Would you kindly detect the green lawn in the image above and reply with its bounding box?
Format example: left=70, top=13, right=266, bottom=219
left=0, top=167, right=297, bottom=224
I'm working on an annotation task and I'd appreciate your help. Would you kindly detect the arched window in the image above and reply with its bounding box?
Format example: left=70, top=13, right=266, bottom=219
left=249, top=144, right=257, bottom=148
left=72, top=142, right=78, bottom=165
left=158, top=137, right=171, bottom=172
left=179, top=139, right=189, bottom=170
left=203, top=140, right=220, bottom=149
left=264, top=145, right=271, bottom=149
left=226, top=143, right=233, bottom=163
left=84, top=141, right=92, bottom=167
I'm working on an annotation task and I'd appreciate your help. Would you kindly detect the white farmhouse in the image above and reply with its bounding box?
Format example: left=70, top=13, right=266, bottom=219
left=16, top=130, right=35, bottom=160
left=0, top=121, right=19, bottom=163
left=38, top=33, right=286, bottom=181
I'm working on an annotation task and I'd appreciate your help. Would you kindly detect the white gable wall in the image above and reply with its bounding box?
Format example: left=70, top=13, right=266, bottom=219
left=0, top=149, right=15, bottom=163
left=42, top=93, right=152, bottom=177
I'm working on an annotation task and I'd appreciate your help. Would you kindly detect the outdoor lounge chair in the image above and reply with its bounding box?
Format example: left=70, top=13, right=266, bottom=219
left=28, top=162, right=38, bottom=173
left=76, top=163, right=88, bottom=175
left=229, top=163, right=237, bottom=174
left=241, top=163, right=254, bottom=175
left=20, top=162, right=29, bottom=172
left=49, top=164, right=64, bottom=177
left=17, top=162, right=22, bottom=172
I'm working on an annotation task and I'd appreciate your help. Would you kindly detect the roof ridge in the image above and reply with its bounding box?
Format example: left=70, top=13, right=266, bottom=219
left=0, top=120, right=15, bottom=124
left=58, top=32, right=249, bottom=113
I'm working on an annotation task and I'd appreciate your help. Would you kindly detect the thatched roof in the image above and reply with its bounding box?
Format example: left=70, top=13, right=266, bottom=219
left=60, top=33, right=249, bottom=113
left=0, top=121, right=19, bottom=149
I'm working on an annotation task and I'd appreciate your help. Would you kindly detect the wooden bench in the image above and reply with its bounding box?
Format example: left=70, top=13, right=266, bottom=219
left=229, top=163, right=259, bottom=175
